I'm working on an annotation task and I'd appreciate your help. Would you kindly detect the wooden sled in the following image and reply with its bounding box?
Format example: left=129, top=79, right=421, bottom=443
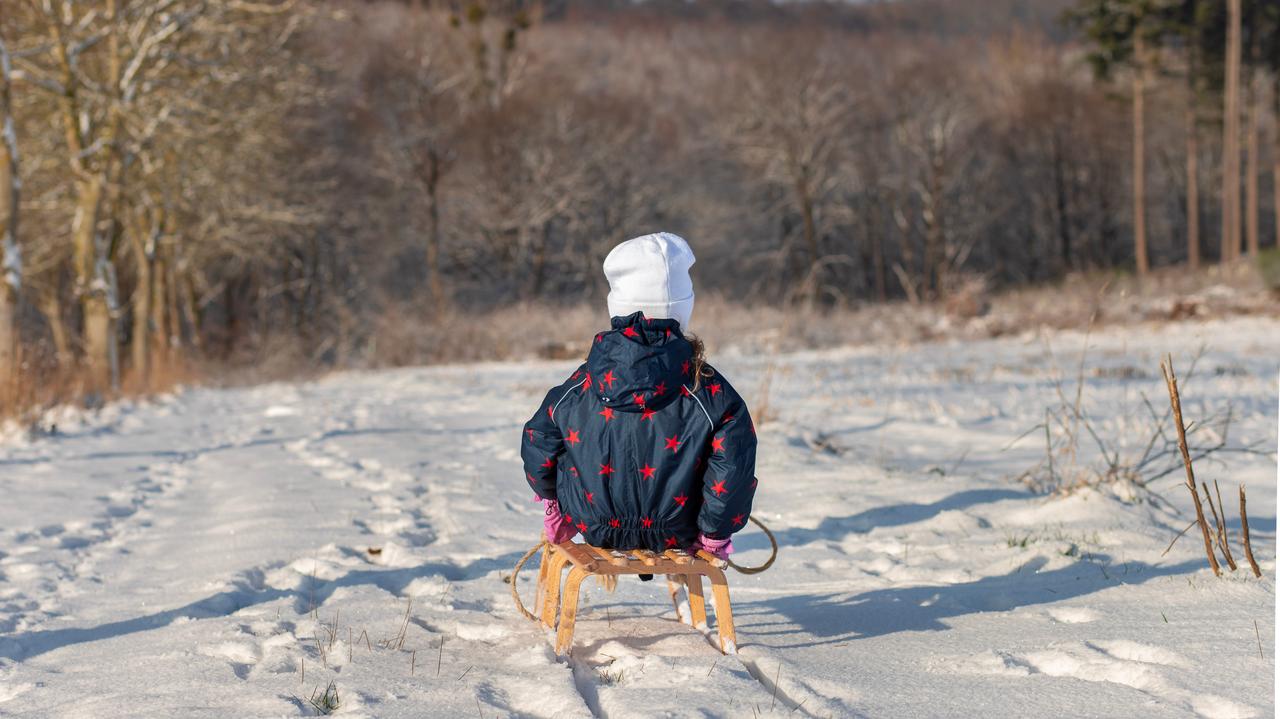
left=532, top=540, right=737, bottom=656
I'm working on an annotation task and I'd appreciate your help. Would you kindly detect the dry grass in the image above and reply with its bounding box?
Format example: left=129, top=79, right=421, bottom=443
left=5, top=261, right=1275, bottom=428
left=2, top=346, right=197, bottom=427
left=362, top=261, right=1276, bottom=368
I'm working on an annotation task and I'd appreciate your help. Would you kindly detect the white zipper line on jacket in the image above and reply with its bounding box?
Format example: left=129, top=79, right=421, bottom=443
left=684, top=385, right=714, bottom=428
left=551, top=378, right=589, bottom=422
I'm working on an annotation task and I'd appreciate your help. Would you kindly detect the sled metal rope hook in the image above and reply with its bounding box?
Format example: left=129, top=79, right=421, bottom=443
left=509, top=514, right=778, bottom=621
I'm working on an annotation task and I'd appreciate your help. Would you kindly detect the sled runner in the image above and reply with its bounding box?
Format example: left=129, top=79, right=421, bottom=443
left=526, top=540, right=737, bottom=655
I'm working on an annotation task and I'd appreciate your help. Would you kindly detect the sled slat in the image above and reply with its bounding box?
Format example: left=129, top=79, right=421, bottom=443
left=584, top=545, right=621, bottom=568
left=694, top=550, right=728, bottom=569
left=663, top=549, right=694, bottom=565
left=630, top=549, right=659, bottom=566
left=555, top=543, right=599, bottom=572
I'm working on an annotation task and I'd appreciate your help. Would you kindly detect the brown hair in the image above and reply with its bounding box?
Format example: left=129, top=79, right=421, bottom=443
left=687, top=333, right=713, bottom=391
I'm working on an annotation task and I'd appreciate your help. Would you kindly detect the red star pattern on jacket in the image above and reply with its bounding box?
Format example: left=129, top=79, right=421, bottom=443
left=520, top=329, right=758, bottom=553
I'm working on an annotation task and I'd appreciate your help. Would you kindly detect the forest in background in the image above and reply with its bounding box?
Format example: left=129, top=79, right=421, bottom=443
left=1, top=0, right=1279, bottom=415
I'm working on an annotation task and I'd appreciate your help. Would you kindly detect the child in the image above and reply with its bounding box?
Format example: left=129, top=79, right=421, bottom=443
left=520, top=232, right=757, bottom=561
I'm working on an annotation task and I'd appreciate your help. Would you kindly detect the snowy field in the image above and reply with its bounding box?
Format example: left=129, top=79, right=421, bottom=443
left=0, top=316, right=1276, bottom=718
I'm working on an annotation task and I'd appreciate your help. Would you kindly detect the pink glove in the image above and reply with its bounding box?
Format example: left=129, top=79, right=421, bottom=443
left=543, top=499, right=578, bottom=544
left=694, top=533, right=733, bottom=560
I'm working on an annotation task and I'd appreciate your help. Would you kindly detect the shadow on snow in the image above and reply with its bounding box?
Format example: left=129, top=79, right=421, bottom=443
left=736, top=554, right=1203, bottom=649
left=0, top=549, right=528, bottom=662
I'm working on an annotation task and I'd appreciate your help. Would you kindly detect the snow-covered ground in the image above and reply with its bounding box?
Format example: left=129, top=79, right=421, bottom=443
left=0, top=316, right=1275, bottom=718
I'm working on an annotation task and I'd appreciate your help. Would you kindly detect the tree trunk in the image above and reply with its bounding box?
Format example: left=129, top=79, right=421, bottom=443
left=424, top=150, right=444, bottom=309
left=1185, top=103, right=1200, bottom=269
left=1275, top=75, right=1280, bottom=252
left=1222, top=0, right=1242, bottom=263
left=795, top=176, right=819, bottom=300
left=182, top=268, right=202, bottom=351
left=36, top=290, right=70, bottom=368
left=923, top=149, right=947, bottom=298
left=870, top=199, right=887, bottom=303
left=531, top=219, right=551, bottom=297
left=166, top=246, right=183, bottom=352
left=0, top=39, right=19, bottom=385
left=890, top=186, right=919, bottom=302
left=1133, top=34, right=1149, bottom=276
left=1244, top=62, right=1259, bottom=257
left=72, top=178, right=114, bottom=392
left=1051, top=132, right=1072, bottom=272
left=128, top=217, right=155, bottom=386
left=0, top=286, right=12, bottom=389
left=150, top=242, right=168, bottom=369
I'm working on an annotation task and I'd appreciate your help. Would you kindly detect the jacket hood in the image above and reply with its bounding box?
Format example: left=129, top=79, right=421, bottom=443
left=586, top=312, right=693, bottom=412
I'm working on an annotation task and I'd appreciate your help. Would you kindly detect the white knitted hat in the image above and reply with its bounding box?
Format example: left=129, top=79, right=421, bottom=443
left=603, top=232, right=696, bottom=330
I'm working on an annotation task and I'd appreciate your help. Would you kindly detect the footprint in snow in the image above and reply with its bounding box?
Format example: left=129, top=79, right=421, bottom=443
left=1045, top=606, right=1099, bottom=624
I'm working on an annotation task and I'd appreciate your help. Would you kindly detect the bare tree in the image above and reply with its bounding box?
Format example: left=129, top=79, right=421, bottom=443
left=0, top=35, right=19, bottom=384
left=1222, top=0, right=1243, bottom=263
left=1133, top=30, right=1151, bottom=275
left=724, top=32, right=850, bottom=302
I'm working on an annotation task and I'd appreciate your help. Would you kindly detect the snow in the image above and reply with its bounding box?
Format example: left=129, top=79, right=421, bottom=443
left=0, top=316, right=1275, bottom=717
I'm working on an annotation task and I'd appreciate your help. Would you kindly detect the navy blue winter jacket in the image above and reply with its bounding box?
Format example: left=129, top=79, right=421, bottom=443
left=521, top=312, right=758, bottom=552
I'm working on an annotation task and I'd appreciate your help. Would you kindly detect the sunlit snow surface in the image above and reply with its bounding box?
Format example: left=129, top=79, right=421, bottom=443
left=0, top=317, right=1275, bottom=717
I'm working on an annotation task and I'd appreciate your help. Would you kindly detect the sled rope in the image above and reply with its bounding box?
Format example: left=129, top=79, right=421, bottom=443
left=509, top=515, right=778, bottom=620
left=510, top=540, right=548, bottom=622
left=724, top=514, right=778, bottom=575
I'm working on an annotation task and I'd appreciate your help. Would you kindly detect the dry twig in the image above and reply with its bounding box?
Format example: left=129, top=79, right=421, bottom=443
left=1201, top=482, right=1237, bottom=571
left=1239, top=485, right=1262, bottom=578
left=1161, top=357, right=1220, bottom=576
left=1161, top=519, right=1199, bottom=557
left=1212, top=480, right=1237, bottom=569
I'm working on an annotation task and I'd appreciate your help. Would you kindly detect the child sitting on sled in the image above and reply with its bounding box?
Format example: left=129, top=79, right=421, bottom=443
left=520, top=232, right=757, bottom=561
